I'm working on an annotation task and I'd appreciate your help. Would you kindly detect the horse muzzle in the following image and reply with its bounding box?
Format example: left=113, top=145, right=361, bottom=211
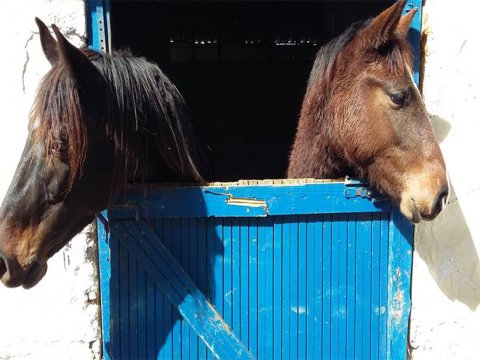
left=0, top=254, right=48, bottom=289
left=400, top=184, right=449, bottom=223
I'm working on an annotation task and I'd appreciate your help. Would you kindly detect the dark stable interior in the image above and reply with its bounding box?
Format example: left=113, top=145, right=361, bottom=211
left=110, top=1, right=391, bottom=182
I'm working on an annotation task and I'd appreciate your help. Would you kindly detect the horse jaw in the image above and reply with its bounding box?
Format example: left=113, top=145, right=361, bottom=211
left=0, top=207, right=96, bottom=289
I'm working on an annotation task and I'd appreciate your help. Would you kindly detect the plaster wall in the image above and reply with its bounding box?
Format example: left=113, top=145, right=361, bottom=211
left=411, top=0, right=480, bottom=358
left=0, top=1, right=101, bottom=359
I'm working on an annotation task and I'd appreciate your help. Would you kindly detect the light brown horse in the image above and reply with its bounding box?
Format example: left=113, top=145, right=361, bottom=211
left=288, top=0, right=448, bottom=223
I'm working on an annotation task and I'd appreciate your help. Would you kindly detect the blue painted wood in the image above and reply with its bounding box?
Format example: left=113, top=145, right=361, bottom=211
left=223, top=218, right=233, bottom=332
left=86, top=0, right=110, bottom=53
left=99, top=185, right=413, bottom=359
left=153, top=220, right=165, bottom=360
left=404, top=0, right=423, bottom=84
left=281, top=218, right=291, bottom=360
left=305, top=216, right=315, bottom=360
left=331, top=215, right=340, bottom=358
left=232, top=218, right=241, bottom=341
left=263, top=217, right=275, bottom=360
left=288, top=217, right=295, bottom=360
left=97, top=212, right=113, bottom=360
left=102, top=205, right=408, bottom=358
left=128, top=251, right=138, bottom=358
left=313, top=218, right=323, bottom=360
left=354, top=215, right=364, bottom=360
left=380, top=212, right=390, bottom=356
left=362, top=213, right=373, bottom=360
left=196, top=217, right=209, bottom=360
left=173, top=219, right=183, bottom=360
left=257, top=218, right=266, bottom=360
left=297, top=215, right=307, bottom=360
left=272, top=218, right=282, bottom=360
left=248, top=220, right=258, bottom=358
left=145, top=277, right=155, bottom=359
left=240, top=218, right=249, bottom=346
left=214, top=218, right=224, bottom=327
left=346, top=217, right=356, bottom=359
left=155, top=281, right=164, bottom=360
left=322, top=216, right=332, bottom=359
left=161, top=219, right=174, bottom=360
left=371, top=214, right=382, bottom=360
left=387, top=209, right=414, bottom=360
left=109, top=182, right=390, bottom=219
left=336, top=214, right=348, bottom=360
left=188, top=218, right=199, bottom=360
left=181, top=218, right=191, bottom=359
left=110, top=220, right=255, bottom=360
left=118, top=242, right=129, bottom=358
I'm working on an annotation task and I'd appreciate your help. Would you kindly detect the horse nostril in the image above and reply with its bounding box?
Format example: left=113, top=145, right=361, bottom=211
left=0, top=256, right=7, bottom=279
left=433, top=186, right=449, bottom=214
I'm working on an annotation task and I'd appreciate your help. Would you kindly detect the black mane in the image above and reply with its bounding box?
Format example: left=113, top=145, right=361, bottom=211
left=90, top=49, right=206, bottom=184
left=32, top=48, right=206, bottom=191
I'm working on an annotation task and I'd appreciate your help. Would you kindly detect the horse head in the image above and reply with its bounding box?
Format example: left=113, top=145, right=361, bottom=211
left=0, top=19, right=205, bottom=288
left=288, top=0, right=448, bottom=223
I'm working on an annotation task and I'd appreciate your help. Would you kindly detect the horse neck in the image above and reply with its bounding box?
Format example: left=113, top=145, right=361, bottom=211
left=288, top=87, right=351, bottom=179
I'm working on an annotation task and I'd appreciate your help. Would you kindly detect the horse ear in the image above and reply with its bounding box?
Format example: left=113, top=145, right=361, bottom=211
left=35, top=17, right=59, bottom=65
left=363, top=0, right=407, bottom=48
left=51, top=24, right=102, bottom=92
left=396, top=7, right=418, bottom=39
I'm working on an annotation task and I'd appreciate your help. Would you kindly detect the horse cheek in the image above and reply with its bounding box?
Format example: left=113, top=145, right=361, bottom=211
left=45, top=161, right=69, bottom=205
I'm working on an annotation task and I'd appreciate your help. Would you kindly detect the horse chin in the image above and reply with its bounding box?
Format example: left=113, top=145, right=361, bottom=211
left=399, top=197, right=422, bottom=223
left=0, top=259, right=48, bottom=289
left=399, top=196, right=445, bottom=223
left=22, top=261, right=48, bottom=289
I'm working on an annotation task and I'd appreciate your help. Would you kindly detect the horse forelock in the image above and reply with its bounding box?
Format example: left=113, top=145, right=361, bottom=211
left=30, top=63, right=87, bottom=189
left=379, top=38, right=414, bottom=76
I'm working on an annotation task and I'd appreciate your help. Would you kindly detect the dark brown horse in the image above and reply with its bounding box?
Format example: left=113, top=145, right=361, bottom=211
left=288, top=0, right=448, bottom=223
left=0, top=19, right=206, bottom=288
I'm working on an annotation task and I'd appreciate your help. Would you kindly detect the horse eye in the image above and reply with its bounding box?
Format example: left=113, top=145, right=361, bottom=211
left=390, top=90, right=410, bottom=107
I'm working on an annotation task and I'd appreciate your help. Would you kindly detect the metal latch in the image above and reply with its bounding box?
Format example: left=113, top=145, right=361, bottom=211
left=344, top=187, right=373, bottom=199
left=343, top=177, right=380, bottom=200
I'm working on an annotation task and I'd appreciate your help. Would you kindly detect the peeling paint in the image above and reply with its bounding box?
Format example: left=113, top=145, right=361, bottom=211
left=290, top=305, right=307, bottom=314
left=375, top=306, right=386, bottom=316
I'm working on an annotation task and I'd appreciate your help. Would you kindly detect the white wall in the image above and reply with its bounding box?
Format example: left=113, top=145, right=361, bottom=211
left=0, top=1, right=100, bottom=359
left=411, top=0, right=480, bottom=359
